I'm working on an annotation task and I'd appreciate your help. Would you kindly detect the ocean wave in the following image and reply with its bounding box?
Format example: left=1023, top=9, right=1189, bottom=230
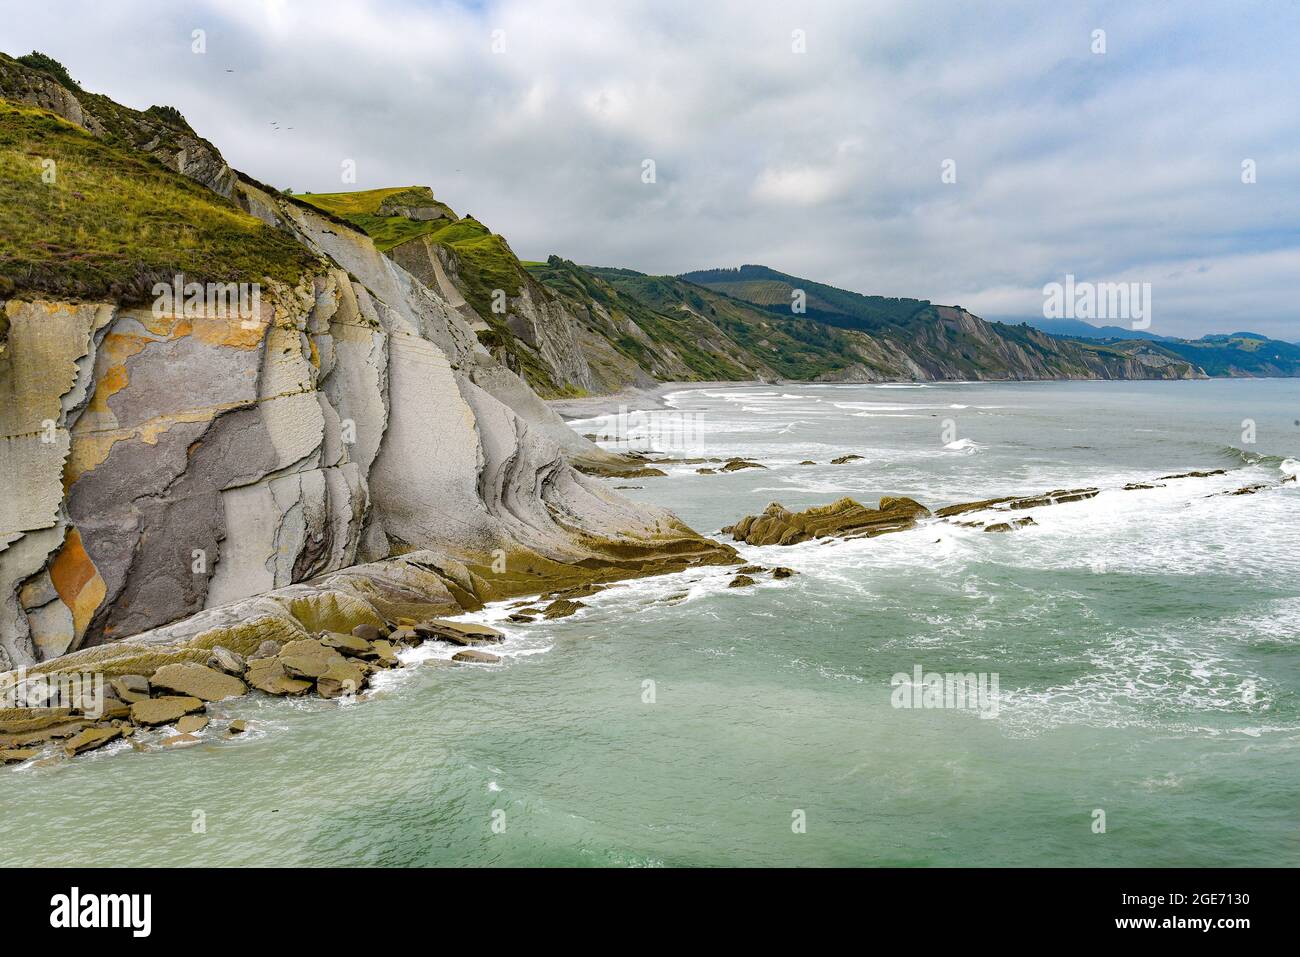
left=1217, top=444, right=1288, bottom=467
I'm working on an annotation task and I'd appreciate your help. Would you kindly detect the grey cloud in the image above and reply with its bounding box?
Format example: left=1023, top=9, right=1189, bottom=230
left=4, top=0, right=1296, bottom=337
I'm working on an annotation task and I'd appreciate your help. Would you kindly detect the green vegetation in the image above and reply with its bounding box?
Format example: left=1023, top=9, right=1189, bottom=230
left=296, top=186, right=459, bottom=250
left=682, top=264, right=928, bottom=331
left=297, top=186, right=521, bottom=319
left=581, top=266, right=869, bottom=380
left=15, top=51, right=78, bottom=90
left=530, top=259, right=755, bottom=381
left=0, top=102, right=317, bottom=303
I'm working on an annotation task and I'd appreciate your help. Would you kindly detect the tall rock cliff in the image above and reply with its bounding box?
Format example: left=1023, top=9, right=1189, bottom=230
left=0, top=66, right=734, bottom=671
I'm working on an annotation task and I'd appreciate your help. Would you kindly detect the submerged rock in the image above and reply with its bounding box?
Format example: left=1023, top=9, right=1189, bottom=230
left=771, top=567, right=797, bottom=579
left=452, top=649, right=501, bottom=664
left=984, top=517, right=1037, bottom=532
left=416, top=619, right=505, bottom=645
left=728, top=575, right=757, bottom=588
left=1006, top=488, right=1099, bottom=509
left=62, top=726, right=123, bottom=757
left=176, top=715, right=209, bottom=734
left=1218, top=484, right=1269, bottom=496
left=542, top=599, right=584, bottom=619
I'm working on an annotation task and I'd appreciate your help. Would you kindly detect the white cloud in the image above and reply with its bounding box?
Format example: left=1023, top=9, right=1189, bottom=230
left=3, top=0, right=1296, bottom=338
left=752, top=165, right=843, bottom=206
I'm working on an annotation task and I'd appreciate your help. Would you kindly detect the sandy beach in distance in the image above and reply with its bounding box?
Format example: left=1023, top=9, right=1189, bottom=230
left=547, top=380, right=771, bottom=421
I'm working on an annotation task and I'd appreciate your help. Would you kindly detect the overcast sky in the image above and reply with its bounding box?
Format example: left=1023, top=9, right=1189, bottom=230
left=6, top=0, right=1298, bottom=338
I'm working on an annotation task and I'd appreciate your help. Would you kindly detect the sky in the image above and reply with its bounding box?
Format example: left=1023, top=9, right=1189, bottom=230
left=5, top=0, right=1298, bottom=338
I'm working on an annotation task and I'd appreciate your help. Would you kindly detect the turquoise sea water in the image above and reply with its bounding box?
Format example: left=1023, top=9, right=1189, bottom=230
left=3, top=379, right=1298, bottom=867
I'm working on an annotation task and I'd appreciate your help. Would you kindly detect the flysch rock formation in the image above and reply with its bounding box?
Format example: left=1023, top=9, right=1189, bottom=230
left=0, top=99, right=735, bottom=675
left=723, top=469, right=1288, bottom=547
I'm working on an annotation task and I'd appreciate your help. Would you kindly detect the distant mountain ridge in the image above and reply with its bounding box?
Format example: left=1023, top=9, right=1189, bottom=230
left=1015, top=316, right=1300, bottom=377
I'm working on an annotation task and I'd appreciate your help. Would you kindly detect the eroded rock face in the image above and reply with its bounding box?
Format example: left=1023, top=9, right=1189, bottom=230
left=0, top=186, right=734, bottom=670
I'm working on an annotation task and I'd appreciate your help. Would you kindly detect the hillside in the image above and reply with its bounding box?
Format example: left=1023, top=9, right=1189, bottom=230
left=305, top=188, right=1207, bottom=396
left=678, top=265, right=1202, bottom=382
left=1022, top=317, right=1300, bottom=376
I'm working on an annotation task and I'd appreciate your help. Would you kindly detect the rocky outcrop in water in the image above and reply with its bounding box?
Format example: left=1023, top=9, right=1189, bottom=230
left=726, top=497, right=932, bottom=546
left=725, top=470, right=1288, bottom=547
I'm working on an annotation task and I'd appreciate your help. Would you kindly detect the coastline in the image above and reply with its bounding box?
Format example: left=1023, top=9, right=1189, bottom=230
left=548, top=380, right=772, bottom=421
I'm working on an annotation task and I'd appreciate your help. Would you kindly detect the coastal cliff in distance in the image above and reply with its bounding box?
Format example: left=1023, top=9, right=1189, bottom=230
left=293, top=187, right=1211, bottom=398
left=0, top=52, right=734, bottom=671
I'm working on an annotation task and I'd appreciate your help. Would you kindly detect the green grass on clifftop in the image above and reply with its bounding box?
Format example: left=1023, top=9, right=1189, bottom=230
left=0, top=101, right=317, bottom=303
left=296, top=186, right=460, bottom=251
left=299, top=186, right=523, bottom=317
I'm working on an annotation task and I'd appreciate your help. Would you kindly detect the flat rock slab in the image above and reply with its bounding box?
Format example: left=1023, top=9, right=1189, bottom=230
left=176, top=715, right=209, bottom=734
left=62, top=726, right=123, bottom=756
left=452, top=650, right=502, bottom=664
left=150, top=663, right=247, bottom=702
left=317, top=661, right=366, bottom=699
left=109, top=676, right=151, bottom=703
left=320, top=632, right=373, bottom=656
left=245, top=658, right=313, bottom=696
left=130, top=696, right=205, bottom=727
left=417, top=619, right=505, bottom=644
left=1, top=748, right=41, bottom=765
left=0, top=708, right=77, bottom=735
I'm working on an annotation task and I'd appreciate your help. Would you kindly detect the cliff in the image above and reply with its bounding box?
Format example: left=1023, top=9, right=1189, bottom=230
left=0, top=64, right=734, bottom=671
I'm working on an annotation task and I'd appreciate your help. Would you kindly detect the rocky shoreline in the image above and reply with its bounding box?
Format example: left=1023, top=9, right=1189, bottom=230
left=7, top=442, right=1289, bottom=770
left=1, top=612, right=537, bottom=766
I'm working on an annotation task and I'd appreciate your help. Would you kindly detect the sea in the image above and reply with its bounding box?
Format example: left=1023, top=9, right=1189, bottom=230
left=2, top=379, right=1297, bottom=867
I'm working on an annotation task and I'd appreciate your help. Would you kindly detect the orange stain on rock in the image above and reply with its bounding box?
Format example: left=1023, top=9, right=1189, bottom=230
left=48, top=528, right=106, bottom=640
